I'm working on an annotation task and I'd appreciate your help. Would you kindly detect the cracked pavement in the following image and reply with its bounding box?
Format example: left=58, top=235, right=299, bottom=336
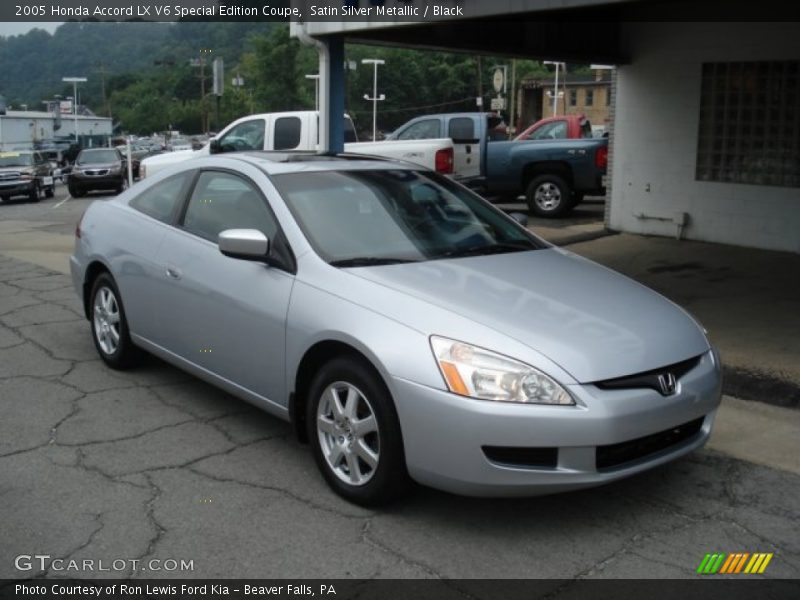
left=1, top=253, right=799, bottom=581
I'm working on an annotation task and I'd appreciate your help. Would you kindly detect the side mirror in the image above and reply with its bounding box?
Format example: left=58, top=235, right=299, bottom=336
left=509, top=212, right=528, bottom=227
left=209, top=138, right=222, bottom=155
left=218, top=229, right=269, bottom=261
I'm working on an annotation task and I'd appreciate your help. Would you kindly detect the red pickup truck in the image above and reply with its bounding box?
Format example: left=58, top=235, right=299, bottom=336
left=515, top=114, right=595, bottom=141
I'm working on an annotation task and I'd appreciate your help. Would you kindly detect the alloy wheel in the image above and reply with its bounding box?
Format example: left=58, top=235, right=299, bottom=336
left=93, top=286, right=121, bottom=355
left=316, top=381, right=380, bottom=486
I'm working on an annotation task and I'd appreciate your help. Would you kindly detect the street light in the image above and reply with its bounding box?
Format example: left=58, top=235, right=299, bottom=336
left=361, top=59, right=385, bottom=142
left=305, top=74, right=320, bottom=112
left=543, top=62, right=564, bottom=116
left=62, top=77, right=87, bottom=143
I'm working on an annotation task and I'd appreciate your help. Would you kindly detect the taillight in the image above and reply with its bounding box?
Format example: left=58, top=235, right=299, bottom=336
left=595, top=145, right=608, bottom=170
left=435, top=148, right=454, bottom=174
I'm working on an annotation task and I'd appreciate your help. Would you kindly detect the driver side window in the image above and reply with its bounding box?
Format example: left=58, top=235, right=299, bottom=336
left=527, top=121, right=568, bottom=140
left=217, top=119, right=266, bottom=152
left=396, top=119, right=442, bottom=140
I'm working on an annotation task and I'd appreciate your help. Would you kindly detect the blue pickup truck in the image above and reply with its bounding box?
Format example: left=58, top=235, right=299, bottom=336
left=386, top=112, right=608, bottom=217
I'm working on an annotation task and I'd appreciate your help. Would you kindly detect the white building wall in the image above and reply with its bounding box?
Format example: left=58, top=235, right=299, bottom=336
left=0, top=113, right=113, bottom=150
left=610, top=22, right=800, bottom=253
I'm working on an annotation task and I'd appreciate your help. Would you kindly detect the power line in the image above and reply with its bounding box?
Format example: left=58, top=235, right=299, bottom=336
left=348, top=96, right=476, bottom=115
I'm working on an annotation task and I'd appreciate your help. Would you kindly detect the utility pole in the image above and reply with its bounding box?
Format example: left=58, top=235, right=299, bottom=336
left=96, top=62, right=110, bottom=117
left=476, top=56, right=484, bottom=109
left=509, top=59, right=517, bottom=137
left=190, top=49, right=212, bottom=133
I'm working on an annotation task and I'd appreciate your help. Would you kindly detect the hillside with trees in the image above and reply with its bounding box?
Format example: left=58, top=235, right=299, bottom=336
left=0, top=21, right=562, bottom=136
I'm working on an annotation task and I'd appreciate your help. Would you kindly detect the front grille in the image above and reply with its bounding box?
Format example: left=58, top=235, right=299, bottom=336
left=594, top=355, right=702, bottom=396
left=596, top=417, right=705, bottom=471
left=84, top=169, right=109, bottom=176
left=0, top=172, right=21, bottom=181
left=482, top=446, right=558, bottom=469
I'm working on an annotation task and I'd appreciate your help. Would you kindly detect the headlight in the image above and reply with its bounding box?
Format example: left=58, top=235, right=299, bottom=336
left=430, top=336, right=574, bottom=405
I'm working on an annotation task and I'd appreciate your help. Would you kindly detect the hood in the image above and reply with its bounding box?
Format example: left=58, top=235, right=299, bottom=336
left=75, top=162, right=119, bottom=170
left=348, top=249, right=709, bottom=383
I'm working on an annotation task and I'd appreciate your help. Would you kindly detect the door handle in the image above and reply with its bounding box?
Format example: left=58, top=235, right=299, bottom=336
left=165, top=266, right=182, bottom=280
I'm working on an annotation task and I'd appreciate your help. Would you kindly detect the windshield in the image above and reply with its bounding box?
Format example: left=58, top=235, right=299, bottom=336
left=77, top=150, right=120, bottom=165
left=271, top=169, right=545, bottom=266
left=0, top=152, right=33, bottom=167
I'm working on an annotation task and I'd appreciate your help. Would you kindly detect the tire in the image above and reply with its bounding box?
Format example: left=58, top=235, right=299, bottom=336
left=28, top=183, right=40, bottom=203
left=69, top=184, right=85, bottom=198
left=89, top=273, right=142, bottom=370
left=45, top=186, right=55, bottom=199
left=116, top=178, right=128, bottom=195
left=525, top=174, right=574, bottom=218
left=306, top=356, right=410, bottom=506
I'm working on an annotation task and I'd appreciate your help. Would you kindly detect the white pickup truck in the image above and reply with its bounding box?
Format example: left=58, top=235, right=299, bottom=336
left=140, top=111, right=457, bottom=179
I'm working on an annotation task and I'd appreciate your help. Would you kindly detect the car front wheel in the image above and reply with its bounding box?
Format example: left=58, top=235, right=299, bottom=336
left=307, top=357, right=410, bottom=506
left=89, top=273, right=142, bottom=369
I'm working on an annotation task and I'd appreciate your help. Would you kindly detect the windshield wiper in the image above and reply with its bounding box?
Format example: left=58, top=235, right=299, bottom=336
left=433, top=242, right=534, bottom=260
left=329, top=257, right=421, bottom=268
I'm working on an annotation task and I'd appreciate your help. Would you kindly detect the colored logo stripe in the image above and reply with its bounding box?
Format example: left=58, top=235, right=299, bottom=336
left=697, top=552, right=773, bottom=574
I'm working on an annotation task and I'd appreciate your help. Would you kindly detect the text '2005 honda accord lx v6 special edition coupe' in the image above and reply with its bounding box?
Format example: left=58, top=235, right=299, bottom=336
left=71, top=152, right=722, bottom=505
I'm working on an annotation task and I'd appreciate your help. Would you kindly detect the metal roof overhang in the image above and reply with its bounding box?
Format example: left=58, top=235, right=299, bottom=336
left=296, top=0, right=641, bottom=64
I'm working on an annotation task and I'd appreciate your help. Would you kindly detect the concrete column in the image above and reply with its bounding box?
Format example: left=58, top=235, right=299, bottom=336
left=324, top=35, right=345, bottom=154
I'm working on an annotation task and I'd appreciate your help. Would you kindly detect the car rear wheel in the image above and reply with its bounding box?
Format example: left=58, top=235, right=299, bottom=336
left=307, top=357, right=410, bottom=506
left=89, top=273, right=142, bottom=369
left=525, top=174, right=574, bottom=218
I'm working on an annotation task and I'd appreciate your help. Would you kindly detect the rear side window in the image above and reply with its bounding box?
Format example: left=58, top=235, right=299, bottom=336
left=182, top=171, right=278, bottom=243
left=448, top=118, right=475, bottom=141
left=130, top=172, right=192, bottom=224
left=580, top=119, right=593, bottom=138
left=273, top=117, right=302, bottom=150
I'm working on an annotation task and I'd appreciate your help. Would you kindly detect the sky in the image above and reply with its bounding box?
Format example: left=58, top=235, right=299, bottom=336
left=0, top=22, right=63, bottom=37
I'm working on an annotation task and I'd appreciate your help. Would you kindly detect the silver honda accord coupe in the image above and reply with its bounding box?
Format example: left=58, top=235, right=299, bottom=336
left=71, top=152, right=722, bottom=505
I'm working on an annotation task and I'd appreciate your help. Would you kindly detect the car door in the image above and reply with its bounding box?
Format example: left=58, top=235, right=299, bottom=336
left=446, top=117, right=481, bottom=180
left=154, top=166, right=294, bottom=405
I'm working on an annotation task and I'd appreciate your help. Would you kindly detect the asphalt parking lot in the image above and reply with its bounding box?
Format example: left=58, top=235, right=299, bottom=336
left=1, top=185, right=799, bottom=581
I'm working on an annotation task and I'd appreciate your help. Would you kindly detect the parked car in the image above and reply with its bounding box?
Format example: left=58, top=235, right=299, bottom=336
left=387, top=112, right=608, bottom=217
left=140, top=111, right=457, bottom=180
left=514, top=114, right=594, bottom=141
left=71, top=152, right=722, bottom=506
left=168, top=138, right=193, bottom=152
left=0, top=150, right=55, bottom=202
left=68, top=148, right=128, bottom=197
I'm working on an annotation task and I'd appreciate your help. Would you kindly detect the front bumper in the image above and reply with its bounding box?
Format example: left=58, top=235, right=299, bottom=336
left=71, top=173, right=123, bottom=190
left=392, top=350, right=722, bottom=496
left=0, top=181, right=35, bottom=197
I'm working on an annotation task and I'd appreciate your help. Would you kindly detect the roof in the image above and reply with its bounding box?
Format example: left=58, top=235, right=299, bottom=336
left=0, top=111, right=112, bottom=121
left=201, top=151, right=412, bottom=176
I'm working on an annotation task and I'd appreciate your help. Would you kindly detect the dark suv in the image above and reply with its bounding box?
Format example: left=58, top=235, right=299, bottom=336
left=68, top=148, right=127, bottom=197
left=0, top=151, right=55, bottom=203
